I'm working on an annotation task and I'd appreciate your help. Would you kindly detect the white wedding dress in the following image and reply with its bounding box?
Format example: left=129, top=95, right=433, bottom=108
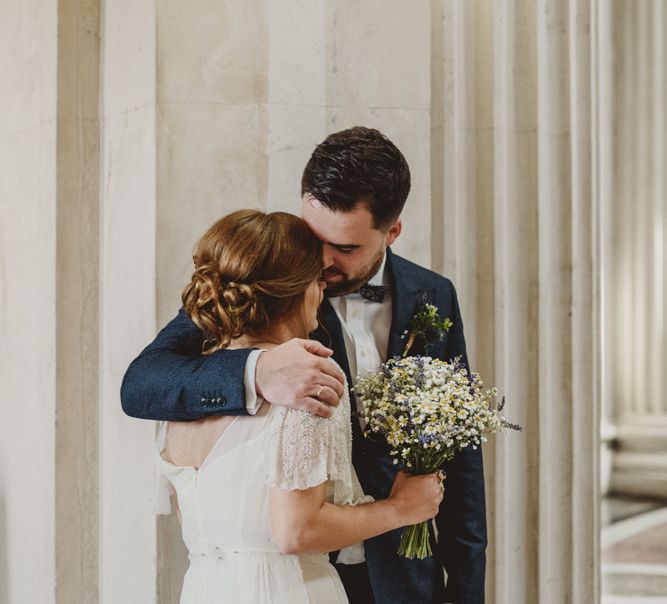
left=154, top=382, right=372, bottom=603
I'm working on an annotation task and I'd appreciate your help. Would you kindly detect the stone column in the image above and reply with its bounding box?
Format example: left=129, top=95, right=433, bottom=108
left=0, top=2, right=58, bottom=601
left=99, top=0, right=158, bottom=602
left=1, top=0, right=102, bottom=601
left=55, top=0, right=100, bottom=601
left=597, top=0, right=617, bottom=498
left=607, top=0, right=667, bottom=500
left=432, top=1, right=600, bottom=602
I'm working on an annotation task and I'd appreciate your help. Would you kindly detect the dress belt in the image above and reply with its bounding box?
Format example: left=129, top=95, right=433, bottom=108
left=187, top=544, right=327, bottom=563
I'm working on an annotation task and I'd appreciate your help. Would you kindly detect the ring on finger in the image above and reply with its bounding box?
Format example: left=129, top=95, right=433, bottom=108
left=316, top=384, right=324, bottom=399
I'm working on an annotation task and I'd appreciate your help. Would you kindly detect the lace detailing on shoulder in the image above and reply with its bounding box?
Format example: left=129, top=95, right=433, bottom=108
left=266, top=406, right=351, bottom=491
left=266, top=376, right=372, bottom=507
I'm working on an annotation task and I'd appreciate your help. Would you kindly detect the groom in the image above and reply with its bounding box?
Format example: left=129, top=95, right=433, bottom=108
left=121, top=127, right=487, bottom=604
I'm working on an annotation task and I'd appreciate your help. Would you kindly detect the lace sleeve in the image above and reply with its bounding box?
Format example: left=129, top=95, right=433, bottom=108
left=266, top=377, right=374, bottom=506
left=266, top=406, right=348, bottom=491
left=266, top=373, right=374, bottom=566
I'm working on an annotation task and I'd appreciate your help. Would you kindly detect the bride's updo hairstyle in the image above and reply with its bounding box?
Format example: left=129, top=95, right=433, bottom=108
left=182, top=209, right=322, bottom=354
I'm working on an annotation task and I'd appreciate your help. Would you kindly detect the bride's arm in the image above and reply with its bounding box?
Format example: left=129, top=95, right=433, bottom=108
left=269, top=471, right=442, bottom=555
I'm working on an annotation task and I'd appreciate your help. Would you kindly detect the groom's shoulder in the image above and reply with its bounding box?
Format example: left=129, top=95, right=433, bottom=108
left=390, top=252, right=456, bottom=292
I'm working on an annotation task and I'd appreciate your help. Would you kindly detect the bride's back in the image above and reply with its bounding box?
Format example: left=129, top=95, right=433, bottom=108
left=164, top=415, right=237, bottom=469
left=156, top=403, right=280, bottom=552
left=163, top=403, right=271, bottom=470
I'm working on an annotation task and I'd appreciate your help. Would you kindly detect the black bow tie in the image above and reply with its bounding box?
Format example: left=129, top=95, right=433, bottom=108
left=356, top=283, right=389, bottom=302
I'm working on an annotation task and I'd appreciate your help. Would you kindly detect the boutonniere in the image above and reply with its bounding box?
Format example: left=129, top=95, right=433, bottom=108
left=401, top=294, right=453, bottom=357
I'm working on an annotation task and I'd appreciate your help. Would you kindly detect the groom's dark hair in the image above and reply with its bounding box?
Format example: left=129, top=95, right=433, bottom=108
left=301, top=126, right=411, bottom=230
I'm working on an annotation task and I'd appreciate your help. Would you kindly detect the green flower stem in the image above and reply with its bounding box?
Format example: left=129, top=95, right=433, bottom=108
left=396, top=469, right=447, bottom=559
left=397, top=521, right=432, bottom=559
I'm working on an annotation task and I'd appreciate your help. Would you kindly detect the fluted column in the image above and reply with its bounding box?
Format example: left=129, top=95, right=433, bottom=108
left=0, top=1, right=103, bottom=602
left=433, top=1, right=600, bottom=602
left=597, top=0, right=616, bottom=497
left=606, top=0, right=667, bottom=500
left=610, top=0, right=666, bottom=421
left=492, top=3, right=542, bottom=601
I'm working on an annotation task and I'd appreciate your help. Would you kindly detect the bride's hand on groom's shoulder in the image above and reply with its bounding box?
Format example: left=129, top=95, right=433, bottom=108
left=255, top=339, right=346, bottom=417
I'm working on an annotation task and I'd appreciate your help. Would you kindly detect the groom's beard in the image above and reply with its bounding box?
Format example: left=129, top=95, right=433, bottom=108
left=323, top=250, right=385, bottom=298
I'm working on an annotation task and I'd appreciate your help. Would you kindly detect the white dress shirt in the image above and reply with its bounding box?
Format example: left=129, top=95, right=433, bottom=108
left=326, top=254, right=391, bottom=430
left=326, top=254, right=392, bottom=565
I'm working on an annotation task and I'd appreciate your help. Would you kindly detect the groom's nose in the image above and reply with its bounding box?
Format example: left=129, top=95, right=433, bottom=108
left=322, top=248, right=335, bottom=270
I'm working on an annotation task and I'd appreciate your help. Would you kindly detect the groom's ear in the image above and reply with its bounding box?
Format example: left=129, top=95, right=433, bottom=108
left=384, top=218, right=402, bottom=246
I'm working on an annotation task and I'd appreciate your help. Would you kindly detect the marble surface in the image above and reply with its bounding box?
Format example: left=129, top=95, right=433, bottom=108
left=157, top=0, right=268, bottom=105
left=324, top=0, right=430, bottom=111
left=602, top=498, right=667, bottom=599
left=602, top=496, right=664, bottom=529
left=603, top=522, right=667, bottom=565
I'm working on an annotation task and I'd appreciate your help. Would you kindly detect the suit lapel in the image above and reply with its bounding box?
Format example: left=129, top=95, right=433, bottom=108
left=313, top=299, right=367, bottom=456
left=386, top=248, right=431, bottom=358
left=313, top=300, right=354, bottom=392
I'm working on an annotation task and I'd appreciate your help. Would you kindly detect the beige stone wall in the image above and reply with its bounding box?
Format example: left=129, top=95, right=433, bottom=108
left=154, top=0, right=434, bottom=325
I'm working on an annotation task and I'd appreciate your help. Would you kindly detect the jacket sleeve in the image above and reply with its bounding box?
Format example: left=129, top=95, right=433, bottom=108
left=436, top=282, right=488, bottom=604
left=120, top=308, right=254, bottom=421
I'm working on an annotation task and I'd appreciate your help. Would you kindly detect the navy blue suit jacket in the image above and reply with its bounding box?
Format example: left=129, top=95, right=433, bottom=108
left=121, top=248, right=487, bottom=604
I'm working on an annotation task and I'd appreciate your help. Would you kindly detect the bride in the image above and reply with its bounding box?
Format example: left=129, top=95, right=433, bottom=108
left=154, top=209, right=443, bottom=603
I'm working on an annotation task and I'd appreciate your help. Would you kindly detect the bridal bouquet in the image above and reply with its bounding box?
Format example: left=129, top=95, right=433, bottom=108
left=354, top=302, right=520, bottom=560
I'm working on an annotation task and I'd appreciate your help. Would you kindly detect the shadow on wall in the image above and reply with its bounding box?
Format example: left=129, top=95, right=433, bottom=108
left=0, top=490, right=7, bottom=603
left=157, top=513, right=189, bottom=603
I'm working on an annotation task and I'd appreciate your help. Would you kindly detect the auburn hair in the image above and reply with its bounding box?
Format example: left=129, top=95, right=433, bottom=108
left=182, top=209, right=322, bottom=353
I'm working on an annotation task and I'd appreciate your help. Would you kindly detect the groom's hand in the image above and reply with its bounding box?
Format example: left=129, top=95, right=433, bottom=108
left=255, top=339, right=346, bottom=417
